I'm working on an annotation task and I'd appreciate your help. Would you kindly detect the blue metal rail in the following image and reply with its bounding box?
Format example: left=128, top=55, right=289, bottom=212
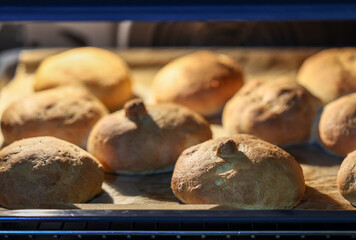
left=1, top=1, right=356, bottom=21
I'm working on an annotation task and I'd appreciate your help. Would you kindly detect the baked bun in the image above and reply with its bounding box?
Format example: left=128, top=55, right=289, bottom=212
left=0, top=136, right=104, bottom=209
left=297, top=48, right=356, bottom=104
left=222, top=77, right=321, bottom=145
left=87, top=98, right=212, bottom=174
left=34, top=47, right=132, bottom=111
left=337, top=150, right=356, bottom=207
left=151, top=51, right=244, bottom=116
left=171, top=134, right=305, bottom=209
left=318, top=93, right=356, bottom=156
left=1, top=86, right=108, bottom=148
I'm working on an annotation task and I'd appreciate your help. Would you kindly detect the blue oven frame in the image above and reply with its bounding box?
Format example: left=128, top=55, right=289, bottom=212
left=1, top=0, right=356, bottom=21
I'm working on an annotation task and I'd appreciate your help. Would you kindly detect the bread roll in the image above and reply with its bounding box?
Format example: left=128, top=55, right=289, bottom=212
left=171, top=134, right=305, bottom=209
left=337, top=150, right=356, bottom=207
left=34, top=47, right=132, bottom=111
left=87, top=98, right=212, bottom=174
left=151, top=51, right=244, bottom=116
left=222, top=77, right=321, bottom=145
left=318, top=93, right=356, bottom=156
left=1, top=86, right=108, bottom=148
left=297, top=48, right=356, bottom=104
left=0, top=136, right=104, bottom=209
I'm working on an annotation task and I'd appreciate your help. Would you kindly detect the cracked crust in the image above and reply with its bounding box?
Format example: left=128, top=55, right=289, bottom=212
left=171, top=134, right=305, bottom=209
left=151, top=51, right=244, bottom=116
left=318, top=93, right=356, bottom=156
left=34, top=47, right=132, bottom=111
left=337, top=150, right=356, bottom=206
left=87, top=99, right=212, bottom=174
left=0, top=136, right=104, bottom=209
left=222, top=77, right=321, bottom=145
left=297, top=48, right=356, bottom=104
left=1, top=86, right=108, bottom=148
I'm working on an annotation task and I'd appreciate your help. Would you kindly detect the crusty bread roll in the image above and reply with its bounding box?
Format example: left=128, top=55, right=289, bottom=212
left=0, top=136, right=104, bottom=209
left=222, top=77, right=321, bottom=145
left=337, top=150, right=356, bottom=207
left=151, top=51, right=244, bottom=116
left=34, top=47, right=132, bottom=111
left=318, top=93, right=356, bottom=156
left=1, top=86, right=108, bottom=148
left=171, top=134, right=305, bottom=209
left=87, top=98, right=212, bottom=174
left=297, top=48, right=356, bottom=104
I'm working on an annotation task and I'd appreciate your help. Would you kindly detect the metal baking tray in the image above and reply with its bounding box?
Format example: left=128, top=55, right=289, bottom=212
left=0, top=48, right=355, bottom=239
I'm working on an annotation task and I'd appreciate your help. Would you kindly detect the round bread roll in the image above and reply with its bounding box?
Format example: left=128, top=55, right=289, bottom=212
left=151, top=51, right=244, bottom=116
left=87, top=98, right=212, bottom=174
left=222, top=77, right=321, bottom=145
left=171, top=134, right=305, bottom=209
left=1, top=86, right=108, bottom=148
left=0, top=136, right=104, bottom=209
left=297, top=48, right=356, bottom=104
left=34, top=47, right=132, bottom=111
left=337, top=150, right=356, bottom=207
left=318, top=93, right=356, bottom=156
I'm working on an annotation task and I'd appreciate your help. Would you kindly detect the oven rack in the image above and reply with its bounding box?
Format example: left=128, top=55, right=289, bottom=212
left=0, top=210, right=356, bottom=239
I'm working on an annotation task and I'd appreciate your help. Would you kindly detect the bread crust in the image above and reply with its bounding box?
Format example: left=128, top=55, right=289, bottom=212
left=337, top=150, right=356, bottom=206
left=1, top=86, right=108, bottom=148
left=152, top=51, right=244, bottom=116
left=222, top=77, right=321, bottom=145
left=318, top=93, right=356, bottom=156
left=0, top=136, right=104, bottom=209
left=297, top=48, right=356, bottom=104
left=87, top=99, right=212, bottom=174
left=171, top=134, right=305, bottom=209
left=34, top=47, right=132, bottom=111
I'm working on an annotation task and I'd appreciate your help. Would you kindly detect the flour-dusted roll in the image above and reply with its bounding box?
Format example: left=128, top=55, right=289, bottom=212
left=87, top=98, right=212, bottom=174
left=337, top=150, right=356, bottom=207
left=171, top=134, right=305, bottom=209
left=297, top=48, right=356, bottom=104
left=222, top=77, right=321, bottom=145
left=0, top=136, right=104, bottom=209
left=151, top=51, right=244, bottom=116
left=1, top=86, right=108, bottom=148
left=34, top=47, right=132, bottom=111
left=318, top=93, right=356, bottom=156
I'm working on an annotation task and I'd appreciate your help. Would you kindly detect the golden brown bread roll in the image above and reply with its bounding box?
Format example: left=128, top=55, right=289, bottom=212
left=337, top=150, right=356, bottom=207
left=1, top=86, right=108, bottom=148
left=318, top=93, right=356, bottom=156
left=297, top=48, right=356, bottom=104
left=34, top=47, right=132, bottom=111
left=222, top=77, right=321, bottom=145
left=171, top=134, right=305, bottom=209
left=87, top=98, right=212, bottom=174
left=0, top=136, right=104, bottom=209
left=151, top=51, right=244, bottom=116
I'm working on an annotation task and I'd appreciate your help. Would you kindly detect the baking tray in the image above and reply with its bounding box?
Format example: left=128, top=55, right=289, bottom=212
left=0, top=48, right=355, bottom=238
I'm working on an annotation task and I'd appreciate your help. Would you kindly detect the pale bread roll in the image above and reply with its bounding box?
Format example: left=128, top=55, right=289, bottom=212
left=87, top=99, right=212, bottom=174
left=318, top=93, right=356, bottom=156
left=34, top=47, right=132, bottom=111
left=222, top=77, right=321, bottom=145
left=151, top=51, right=244, bottom=116
left=297, top=48, right=356, bottom=104
left=171, top=134, right=305, bottom=209
left=1, top=86, right=108, bottom=148
left=0, top=136, right=104, bottom=209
